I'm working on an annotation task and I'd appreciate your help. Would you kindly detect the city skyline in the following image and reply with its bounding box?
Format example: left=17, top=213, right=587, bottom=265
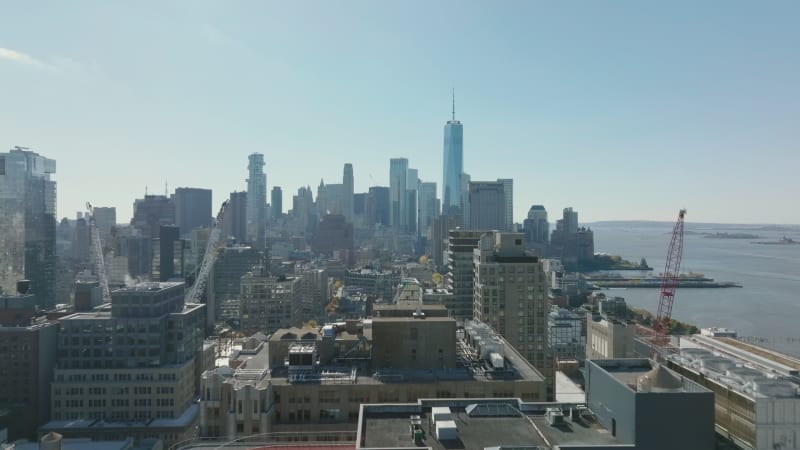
left=1, top=1, right=799, bottom=224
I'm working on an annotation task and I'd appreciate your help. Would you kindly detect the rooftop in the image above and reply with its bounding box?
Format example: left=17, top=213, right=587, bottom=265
left=592, top=359, right=698, bottom=393
left=669, top=334, right=800, bottom=399
left=359, top=400, right=619, bottom=450
left=112, top=281, right=184, bottom=293
left=41, top=404, right=199, bottom=432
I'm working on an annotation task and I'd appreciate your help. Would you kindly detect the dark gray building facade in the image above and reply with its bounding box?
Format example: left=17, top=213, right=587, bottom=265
left=585, top=358, right=715, bottom=450
left=173, top=187, right=212, bottom=237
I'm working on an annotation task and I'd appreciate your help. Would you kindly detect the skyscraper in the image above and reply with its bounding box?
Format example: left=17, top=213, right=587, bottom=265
left=417, top=181, right=438, bottom=239
left=523, top=205, right=549, bottom=244
left=246, top=153, right=267, bottom=248
left=91, top=206, right=116, bottom=243
left=131, top=194, right=175, bottom=239
left=406, top=168, right=419, bottom=234
left=270, top=186, right=283, bottom=220
left=0, top=147, right=57, bottom=307
left=442, top=93, right=463, bottom=212
left=498, top=178, right=513, bottom=231
left=389, top=158, right=408, bottom=230
left=467, top=181, right=506, bottom=231
left=221, top=191, right=247, bottom=244
left=173, top=187, right=212, bottom=237
left=343, top=163, right=354, bottom=223
left=367, top=186, right=390, bottom=226
left=473, top=232, right=554, bottom=399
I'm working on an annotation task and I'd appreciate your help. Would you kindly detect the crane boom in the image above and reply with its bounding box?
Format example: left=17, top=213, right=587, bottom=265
left=652, top=209, right=686, bottom=357
left=86, top=202, right=112, bottom=303
left=185, top=200, right=229, bottom=305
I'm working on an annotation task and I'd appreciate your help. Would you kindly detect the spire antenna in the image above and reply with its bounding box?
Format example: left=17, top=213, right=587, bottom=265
left=451, top=88, right=455, bottom=121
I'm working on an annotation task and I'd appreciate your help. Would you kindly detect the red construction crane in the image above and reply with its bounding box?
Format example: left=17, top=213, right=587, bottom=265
left=651, top=209, right=686, bottom=358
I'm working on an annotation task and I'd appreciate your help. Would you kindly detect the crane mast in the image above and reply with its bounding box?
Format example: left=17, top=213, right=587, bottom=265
left=86, top=202, right=112, bottom=303
left=185, top=200, right=229, bottom=305
left=652, top=209, right=686, bottom=358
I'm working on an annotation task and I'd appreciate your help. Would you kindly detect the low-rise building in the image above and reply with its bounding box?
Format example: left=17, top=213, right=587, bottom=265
left=357, top=357, right=715, bottom=450
left=199, top=315, right=547, bottom=439
left=586, top=315, right=635, bottom=360
left=548, top=308, right=584, bottom=361
left=584, top=358, right=715, bottom=450
left=667, top=334, right=800, bottom=450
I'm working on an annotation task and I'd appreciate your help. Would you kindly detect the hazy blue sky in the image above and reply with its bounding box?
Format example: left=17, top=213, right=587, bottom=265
left=2, top=1, right=798, bottom=224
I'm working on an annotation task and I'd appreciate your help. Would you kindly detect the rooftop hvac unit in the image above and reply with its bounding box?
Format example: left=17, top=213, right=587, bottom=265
left=435, top=420, right=458, bottom=440
left=489, top=352, right=505, bottom=369
left=431, top=406, right=453, bottom=424
left=546, top=408, right=564, bottom=426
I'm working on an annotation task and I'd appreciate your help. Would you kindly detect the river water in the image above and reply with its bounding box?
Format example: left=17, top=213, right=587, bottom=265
left=588, top=222, right=800, bottom=357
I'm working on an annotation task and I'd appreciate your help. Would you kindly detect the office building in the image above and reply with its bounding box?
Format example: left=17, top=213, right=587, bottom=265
left=198, top=315, right=546, bottom=439
left=246, top=153, right=267, bottom=248
left=313, top=214, right=355, bottom=267
left=466, top=181, right=506, bottom=231
left=389, top=158, right=409, bottom=230
left=0, top=147, right=57, bottom=308
left=152, top=225, right=183, bottom=281
left=523, top=204, right=549, bottom=244
left=472, top=232, right=554, bottom=399
left=406, top=168, right=419, bottom=234
left=353, top=192, right=367, bottom=221
left=548, top=308, right=584, bottom=361
left=125, top=236, right=153, bottom=280
left=221, top=191, right=247, bottom=244
left=344, top=268, right=399, bottom=302
left=0, top=290, right=58, bottom=440
left=46, top=282, right=206, bottom=447
left=497, top=178, right=513, bottom=231
left=360, top=367, right=714, bottom=450
left=173, top=187, right=212, bottom=237
left=585, top=359, right=715, bottom=449
left=343, top=163, right=354, bottom=223
left=131, top=194, right=175, bottom=240
left=417, top=182, right=438, bottom=239
left=298, top=268, right=330, bottom=322
left=587, top=311, right=635, bottom=360
left=71, top=217, right=91, bottom=264
left=666, top=334, right=800, bottom=450
left=442, top=96, right=463, bottom=212
left=271, top=186, right=283, bottom=220
left=239, top=272, right=303, bottom=332
left=91, top=206, right=116, bottom=243
left=208, top=245, right=262, bottom=328
left=551, top=207, right=595, bottom=264
left=367, top=186, right=390, bottom=227
left=560, top=207, right=579, bottom=233
left=291, top=186, right=316, bottom=236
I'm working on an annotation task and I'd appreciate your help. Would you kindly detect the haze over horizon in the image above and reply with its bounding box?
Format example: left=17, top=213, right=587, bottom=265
left=2, top=1, right=798, bottom=224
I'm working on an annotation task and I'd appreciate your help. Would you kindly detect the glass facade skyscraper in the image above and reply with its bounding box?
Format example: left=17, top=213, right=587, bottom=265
left=0, top=147, right=57, bottom=307
left=389, top=158, right=408, bottom=229
left=442, top=111, right=463, bottom=212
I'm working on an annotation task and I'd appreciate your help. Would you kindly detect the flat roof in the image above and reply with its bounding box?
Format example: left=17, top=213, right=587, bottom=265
left=363, top=411, right=545, bottom=449
left=360, top=404, right=619, bottom=449
left=371, top=316, right=454, bottom=323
